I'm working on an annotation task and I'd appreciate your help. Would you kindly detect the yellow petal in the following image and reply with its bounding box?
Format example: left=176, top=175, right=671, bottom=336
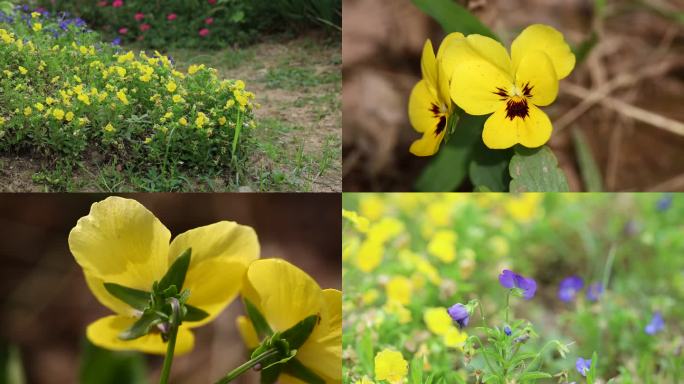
left=168, top=221, right=259, bottom=327
left=84, top=272, right=137, bottom=316
left=281, top=374, right=307, bottom=384
left=450, top=57, right=512, bottom=115
left=409, top=127, right=447, bottom=157
left=515, top=51, right=558, bottom=106
left=296, top=289, right=342, bottom=384
left=242, top=259, right=323, bottom=332
left=511, top=24, right=575, bottom=80
left=420, top=39, right=437, bottom=88
left=482, top=103, right=552, bottom=149
left=440, top=34, right=512, bottom=84
left=86, top=315, right=194, bottom=356
left=68, top=196, right=170, bottom=290
left=236, top=315, right=260, bottom=349
left=408, top=79, right=441, bottom=134
left=435, top=32, right=465, bottom=62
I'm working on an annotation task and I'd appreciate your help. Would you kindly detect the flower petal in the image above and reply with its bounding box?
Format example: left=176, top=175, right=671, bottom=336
left=168, top=221, right=259, bottom=327
left=408, top=79, right=441, bottom=134
left=498, top=270, right=516, bottom=288
left=440, top=33, right=512, bottom=82
left=86, top=315, right=194, bottom=355
left=409, top=123, right=447, bottom=156
left=516, top=51, right=558, bottom=106
left=69, top=196, right=171, bottom=291
left=482, top=103, right=552, bottom=149
left=84, top=272, right=137, bottom=316
left=235, top=315, right=260, bottom=349
left=296, top=289, right=342, bottom=384
left=242, top=259, right=323, bottom=333
left=450, top=57, right=512, bottom=115
left=511, top=24, right=575, bottom=80
left=420, top=39, right=437, bottom=89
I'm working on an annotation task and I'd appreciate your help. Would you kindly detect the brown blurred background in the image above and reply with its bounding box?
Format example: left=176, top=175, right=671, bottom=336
left=342, top=0, right=684, bottom=191
left=0, top=193, right=341, bottom=383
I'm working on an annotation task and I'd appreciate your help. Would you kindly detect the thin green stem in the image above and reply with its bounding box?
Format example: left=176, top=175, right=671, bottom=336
left=505, top=289, right=512, bottom=324
left=601, top=244, right=617, bottom=291
left=214, top=348, right=280, bottom=384
left=159, top=298, right=181, bottom=384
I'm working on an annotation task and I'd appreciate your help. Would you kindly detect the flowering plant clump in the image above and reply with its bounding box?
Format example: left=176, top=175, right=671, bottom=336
left=342, top=193, right=683, bottom=384
left=69, top=196, right=341, bottom=384
left=0, top=7, right=256, bottom=190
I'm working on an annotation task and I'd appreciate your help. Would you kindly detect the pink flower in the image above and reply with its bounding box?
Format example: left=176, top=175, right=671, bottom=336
left=167, top=13, right=177, bottom=21
left=97, top=1, right=108, bottom=6
left=199, top=28, right=210, bottom=37
left=140, top=23, right=151, bottom=32
left=134, top=12, right=145, bottom=21
left=118, top=27, right=128, bottom=34
left=204, top=17, right=214, bottom=25
left=208, top=0, right=216, bottom=4
left=112, top=0, right=123, bottom=7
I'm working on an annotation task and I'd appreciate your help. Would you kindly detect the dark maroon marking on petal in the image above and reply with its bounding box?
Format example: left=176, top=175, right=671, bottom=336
left=434, top=116, right=447, bottom=136
left=430, top=103, right=441, bottom=117
left=505, top=98, right=529, bottom=121
left=493, top=87, right=509, bottom=100
left=522, top=82, right=534, bottom=98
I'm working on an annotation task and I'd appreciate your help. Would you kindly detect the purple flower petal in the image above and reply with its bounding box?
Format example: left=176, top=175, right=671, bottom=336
left=499, top=269, right=516, bottom=289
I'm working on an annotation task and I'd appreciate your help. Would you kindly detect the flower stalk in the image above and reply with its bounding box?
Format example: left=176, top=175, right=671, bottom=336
left=159, top=297, right=181, bottom=384
left=214, top=348, right=281, bottom=384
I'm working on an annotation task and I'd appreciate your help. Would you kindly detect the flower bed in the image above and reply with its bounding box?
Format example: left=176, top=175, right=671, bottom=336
left=0, top=7, right=255, bottom=189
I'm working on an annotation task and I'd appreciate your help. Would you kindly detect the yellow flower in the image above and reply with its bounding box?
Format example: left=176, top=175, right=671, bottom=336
left=45, top=97, right=56, bottom=105
left=172, top=95, right=184, bottom=104
left=103, top=123, right=116, bottom=133
left=355, top=376, right=374, bottom=384
left=427, top=230, right=457, bottom=263
left=179, top=117, right=188, bottom=126
left=424, top=307, right=452, bottom=335
left=342, top=209, right=369, bottom=232
left=195, top=112, right=208, bottom=128
left=65, top=111, right=75, bottom=122
left=374, top=349, right=407, bottom=384
left=23, top=107, right=32, bottom=117
left=355, top=239, right=383, bottom=272
left=361, top=289, right=379, bottom=305
left=31, top=12, right=41, bottom=18
left=77, top=93, right=91, bottom=106
left=383, top=300, right=411, bottom=324
left=218, top=116, right=227, bottom=125
left=18, top=66, right=28, bottom=75
left=144, top=137, right=152, bottom=144
left=408, top=33, right=463, bottom=156
left=188, top=64, right=205, bottom=75
left=443, top=24, right=575, bottom=149
left=386, top=276, right=412, bottom=305
left=236, top=259, right=341, bottom=384
left=34, top=103, right=45, bottom=112
left=505, top=193, right=542, bottom=222
left=53, top=108, right=65, bottom=120
left=117, top=51, right=135, bottom=63
left=116, top=90, right=129, bottom=105
left=68, top=197, right=259, bottom=355
left=32, top=23, right=42, bottom=32
left=444, top=327, right=467, bottom=349
left=0, top=117, right=5, bottom=126
left=359, top=195, right=384, bottom=221
left=166, top=81, right=177, bottom=93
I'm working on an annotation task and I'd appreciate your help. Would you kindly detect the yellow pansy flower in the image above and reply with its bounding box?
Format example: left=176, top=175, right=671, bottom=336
left=195, top=112, right=208, bottom=128
left=188, top=64, right=205, bottom=75
left=408, top=33, right=463, bottom=156
left=444, top=327, right=467, bottom=349
left=68, top=197, right=259, bottom=355
left=34, top=103, right=45, bottom=112
left=65, top=111, right=75, bottom=122
left=442, top=24, right=575, bottom=149
left=355, top=239, right=383, bottom=273
left=374, top=349, right=407, bottom=384
left=179, top=117, right=188, bottom=126
left=32, top=23, right=42, bottom=32
left=18, top=66, right=28, bottom=75
left=116, top=90, right=129, bottom=105
left=166, top=81, right=177, bottom=93
left=103, top=123, right=116, bottom=133
left=53, top=108, right=65, bottom=120
left=172, top=95, right=184, bottom=104
left=424, top=307, right=452, bottom=335
left=236, top=259, right=341, bottom=384
left=218, top=116, right=227, bottom=126
left=342, top=209, right=369, bottom=232
left=23, top=107, right=32, bottom=116
left=386, top=276, right=412, bottom=306
left=427, top=230, right=457, bottom=263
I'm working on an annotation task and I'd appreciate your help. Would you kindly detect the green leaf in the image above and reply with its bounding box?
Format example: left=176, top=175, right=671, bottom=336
left=587, top=351, right=599, bottom=384
left=259, top=365, right=282, bottom=384
left=283, top=358, right=325, bottom=384
left=411, top=0, right=497, bottom=39
left=244, top=299, right=273, bottom=338
left=572, top=129, right=603, bottom=191
left=469, top=141, right=512, bottom=192
left=118, top=313, right=162, bottom=341
left=104, top=283, right=150, bottom=311
left=158, top=248, right=191, bottom=292
left=357, top=329, right=374, bottom=374
left=509, top=146, right=570, bottom=192
left=415, top=114, right=485, bottom=191
left=518, top=372, right=552, bottom=381
left=183, top=304, right=210, bottom=322
left=80, top=339, right=147, bottom=384
left=409, top=357, right=423, bottom=384
left=0, top=342, right=26, bottom=384
left=280, top=315, right=319, bottom=350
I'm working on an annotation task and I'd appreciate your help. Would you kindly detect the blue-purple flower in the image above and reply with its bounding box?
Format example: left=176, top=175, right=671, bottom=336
left=576, top=357, right=592, bottom=377
left=447, top=303, right=469, bottom=329
left=656, top=194, right=673, bottom=212
left=499, top=270, right=537, bottom=300
left=558, top=275, right=584, bottom=302
left=504, top=325, right=512, bottom=336
left=645, top=311, right=664, bottom=335
left=586, top=282, right=603, bottom=302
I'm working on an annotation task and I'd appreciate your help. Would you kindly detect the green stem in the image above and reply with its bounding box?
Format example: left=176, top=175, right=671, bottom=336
left=214, top=348, right=280, bottom=384
left=159, top=298, right=181, bottom=384
left=601, top=244, right=617, bottom=291
left=505, top=289, right=512, bottom=324
left=231, top=109, right=243, bottom=164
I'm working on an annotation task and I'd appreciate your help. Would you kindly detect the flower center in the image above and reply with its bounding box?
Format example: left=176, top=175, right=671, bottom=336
left=493, top=82, right=534, bottom=121
left=430, top=103, right=448, bottom=136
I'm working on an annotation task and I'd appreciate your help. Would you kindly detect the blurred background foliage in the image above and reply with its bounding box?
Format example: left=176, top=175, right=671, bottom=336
left=342, top=0, right=684, bottom=192
left=0, top=194, right=341, bottom=384
left=342, top=193, right=683, bottom=382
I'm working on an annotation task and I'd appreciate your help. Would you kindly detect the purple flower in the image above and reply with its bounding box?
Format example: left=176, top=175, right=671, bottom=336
left=576, top=357, right=592, bottom=377
left=499, top=270, right=537, bottom=300
left=504, top=325, right=512, bottom=336
left=447, top=303, right=469, bottom=329
left=586, top=283, right=603, bottom=302
left=645, top=312, right=664, bottom=335
left=558, top=275, right=584, bottom=302
left=656, top=194, right=673, bottom=212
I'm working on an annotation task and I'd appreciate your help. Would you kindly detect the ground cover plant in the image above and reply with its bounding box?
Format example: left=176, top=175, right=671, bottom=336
left=342, top=193, right=684, bottom=383
left=0, top=6, right=257, bottom=191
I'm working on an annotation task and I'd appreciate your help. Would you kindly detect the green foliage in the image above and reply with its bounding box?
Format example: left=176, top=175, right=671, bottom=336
left=573, top=129, right=603, bottom=192
left=0, top=9, right=256, bottom=191
left=411, top=0, right=497, bottom=39
left=509, top=146, right=570, bottom=192
left=80, top=340, right=147, bottom=384
left=251, top=0, right=341, bottom=31
left=0, top=342, right=25, bottom=384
